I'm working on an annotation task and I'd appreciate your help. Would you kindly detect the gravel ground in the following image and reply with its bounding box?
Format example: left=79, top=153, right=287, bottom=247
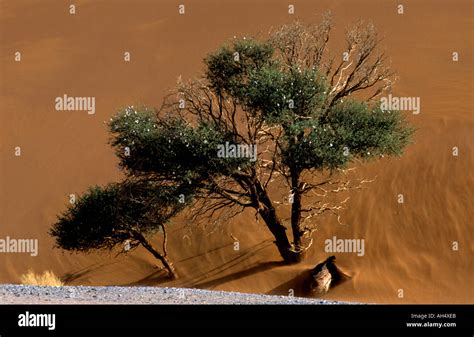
left=0, top=284, right=349, bottom=304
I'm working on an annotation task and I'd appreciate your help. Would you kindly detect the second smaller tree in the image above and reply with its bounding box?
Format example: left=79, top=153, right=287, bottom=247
left=50, top=180, right=193, bottom=279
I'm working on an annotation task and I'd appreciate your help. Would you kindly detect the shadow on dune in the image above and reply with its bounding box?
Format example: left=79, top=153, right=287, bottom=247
left=62, top=262, right=118, bottom=284
left=267, top=270, right=314, bottom=297
left=184, top=241, right=275, bottom=287
left=120, top=240, right=277, bottom=288
left=176, top=243, right=234, bottom=263
left=122, top=269, right=170, bottom=286
left=62, top=255, right=160, bottom=286
left=191, top=261, right=286, bottom=289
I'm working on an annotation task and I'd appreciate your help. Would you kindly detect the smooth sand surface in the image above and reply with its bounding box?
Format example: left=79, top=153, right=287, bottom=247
left=0, top=0, right=472, bottom=304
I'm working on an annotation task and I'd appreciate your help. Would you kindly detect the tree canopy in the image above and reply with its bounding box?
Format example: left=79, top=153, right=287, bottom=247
left=50, top=180, right=194, bottom=278
left=52, top=14, right=414, bottom=266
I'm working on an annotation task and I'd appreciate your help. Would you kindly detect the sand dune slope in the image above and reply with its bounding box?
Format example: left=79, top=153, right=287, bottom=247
left=0, top=0, right=473, bottom=304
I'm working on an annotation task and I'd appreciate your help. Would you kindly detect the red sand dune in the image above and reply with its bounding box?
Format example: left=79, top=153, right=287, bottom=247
left=0, top=0, right=473, bottom=304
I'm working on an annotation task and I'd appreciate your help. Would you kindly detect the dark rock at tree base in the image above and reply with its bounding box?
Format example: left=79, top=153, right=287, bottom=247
left=307, top=256, right=350, bottom=295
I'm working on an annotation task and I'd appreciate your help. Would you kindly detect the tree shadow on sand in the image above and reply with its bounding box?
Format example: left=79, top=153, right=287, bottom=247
left=122, top=269, right=170, bottom=286
left=176, top=242, right=234, bottom=263
left=267, top=270, right=314, bottom=297
left=191, top=260, right=285, bottom=289
left=182, top=241, right=275, bottom=287
left=61, top=261, right=121, bottom=284
left=119, top=242, right=237, bottom=286
left=62, top=240, right=279, bottom=287
left=122, top=240, right=276, bottom=287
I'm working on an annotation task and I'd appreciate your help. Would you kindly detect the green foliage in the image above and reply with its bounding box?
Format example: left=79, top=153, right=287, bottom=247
left=206, top=40, right=327, bottom=123
left=328, top=100, right=414, bottom=159
left=239, top=66, right=327, bottom=122
left=109, top=107, right=256, bottom=181
left=50, top=181, right=192, bottom=253
left=203, top=38, right=413, bottom=174
left=281, top=100, right=414, bottom=171
left=108, top=37, right=413, bottom=184
left=52, top=33, right=413, bottom=264
left=205, top=38, right=274, bottom=95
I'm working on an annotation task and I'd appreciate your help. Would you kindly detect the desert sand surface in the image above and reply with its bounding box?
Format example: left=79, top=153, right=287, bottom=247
left=0, top=0, right=473, bottom=304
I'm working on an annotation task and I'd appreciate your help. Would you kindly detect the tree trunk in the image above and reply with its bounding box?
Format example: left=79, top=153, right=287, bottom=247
left=133, top=232, right=178, bottom=279
left=254, top=181, right=303, bottom=264
left=258, top=206, right=295, bottom=263
left=290, top=171, right=306, bottom=262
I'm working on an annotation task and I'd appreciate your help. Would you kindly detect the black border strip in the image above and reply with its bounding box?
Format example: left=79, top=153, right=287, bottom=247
left=0, top=304, right=472, bottom=337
